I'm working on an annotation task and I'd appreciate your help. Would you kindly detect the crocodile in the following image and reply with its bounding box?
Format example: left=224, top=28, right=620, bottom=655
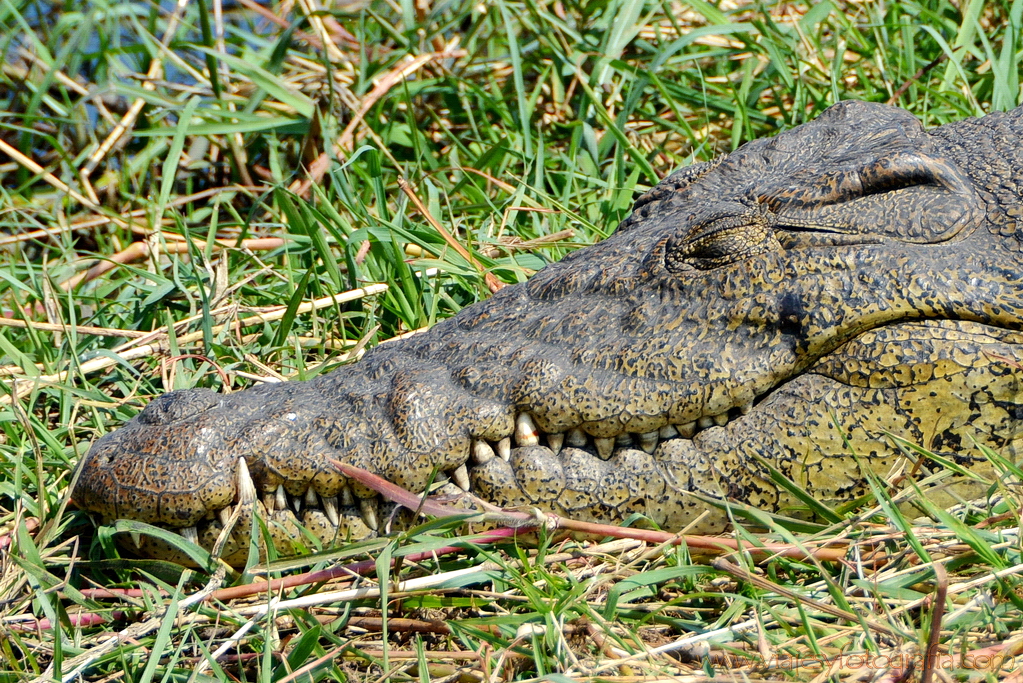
left=73, top=101, right=1023, bottom=564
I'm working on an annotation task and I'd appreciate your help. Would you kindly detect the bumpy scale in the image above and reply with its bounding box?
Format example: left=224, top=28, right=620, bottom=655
left=73, top=101, right=1023, bottom=565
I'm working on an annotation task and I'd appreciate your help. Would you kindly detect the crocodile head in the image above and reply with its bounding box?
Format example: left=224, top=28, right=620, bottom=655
left=73, top=101, right=1023, bottom=563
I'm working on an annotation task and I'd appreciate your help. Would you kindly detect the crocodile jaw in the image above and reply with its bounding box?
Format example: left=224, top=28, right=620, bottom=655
left=78, top=316, right=1023, bottom=566
left=71, top=100, right=1023, bottom=562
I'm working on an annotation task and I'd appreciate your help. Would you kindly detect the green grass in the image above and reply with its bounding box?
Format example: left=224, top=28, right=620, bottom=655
left=1, top=0, right=1023, bottom=680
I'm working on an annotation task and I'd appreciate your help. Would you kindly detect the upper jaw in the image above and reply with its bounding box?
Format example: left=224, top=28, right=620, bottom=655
left=79, top=391, right=766, bottom=564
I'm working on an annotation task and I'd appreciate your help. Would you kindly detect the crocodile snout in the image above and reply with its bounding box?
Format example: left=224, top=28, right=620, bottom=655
left=72, top=102, right=1023, bottom=565
left=74, top=401, right=236, bottom=528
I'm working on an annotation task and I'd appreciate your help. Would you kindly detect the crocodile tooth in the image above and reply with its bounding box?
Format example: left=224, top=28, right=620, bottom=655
left=341, top=485, right=355, bottom=507
left=236, top=458, right=256, bottom=503
left=291, top=493, right=302, bottom=514
left=739, top=403, right=752, bottom=415
left=359, top=498, right=379, bottom=530
left=567, top=428, right=587, bottom=448
left=497, top=437, right=511, bottom=461
left=594, top=437, right=614, bottom=460
left=616, top=433, right=632, bottom=447
left=305, top=487, right=319, bottom=508
left=515, top=413, right=540, bottom=447
left=129, top=531, right=142, bottom=549
left=180, top=526, right=199, bottom=544
left=659, top=425, right=679, bottom=439
left=218, top=507, right=232, bottom=527
left=713, top=413, right=728, bottom=427
left=639, top=431, right=658, bottom=453
left=452, top=464, right=471, bottom=491
left=435, top=470, right=450, bottom=483
left=547, top=433, right=564, bottom=455
left=679, top=421, right=697, bottom=438
left=263, top=493, right=277, bottom=513
left=698, top=416, right=714, bottom=430
left=322, top=496, right=340, bottom=526
left=275, top=485, right=288, bottom=512
left=472, top=439, right=496, bottom=464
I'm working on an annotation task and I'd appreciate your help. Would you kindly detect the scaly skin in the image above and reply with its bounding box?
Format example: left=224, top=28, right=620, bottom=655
left=73, top=101, right=1023, bottom=563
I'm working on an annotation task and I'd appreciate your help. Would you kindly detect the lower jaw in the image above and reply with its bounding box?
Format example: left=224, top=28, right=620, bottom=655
left=121, top=427, right=728, bottom=567
left=130, top=504, right=379, bottom=566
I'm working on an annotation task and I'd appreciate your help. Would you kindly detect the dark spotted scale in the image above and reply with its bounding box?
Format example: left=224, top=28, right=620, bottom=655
left=74, top=101, right=1023, bottom=562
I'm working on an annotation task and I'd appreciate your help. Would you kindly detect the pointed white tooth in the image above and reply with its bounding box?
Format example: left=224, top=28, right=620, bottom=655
left=739, top=403, right=752, bottom=415
left=594, top=437, right=614, bottom=460
left=713, top=413, right=728, bottom=427
left=452, top=464, right=471, bottom=491
left=472, top=440, right=496, bottom=464
left=515, top=413, right=540, bottom=447
left=698, top=416, right=714, bottom=429
left=679, top=421, right=697, bottom=438
left=616, top=433, right=632, bottom=447
left=180, top=526, right=199, bottom=544
left=305, top=487, right=319, bottom=508
left=497, top=437, right=511, bottom=461
left=263, top=493, right=277, bottom=513
left=659, top=425, right=678, bottom=439
left=322, top=496, right=340, bottom=526
left=275, top=485, right=288, bottom=511
left=292, top=493, right=302, bottom=514
left=567, top=428, right=587, bottom=448
left=547, top=433, right=564, bottom=455
left=236, top=458, right=256, bottom=504
left=341, top=485, right=355, bottom=507
left=218, top=507, right=232, bottom=527
left=359, top=498, right=379, bottom=530
left=639, top=431, right=658, bottom=454
left=129, top=531, right=143, bottom=550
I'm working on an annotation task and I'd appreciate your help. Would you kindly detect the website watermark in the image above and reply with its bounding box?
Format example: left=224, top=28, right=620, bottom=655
left=749, top=652, right=1014, bottom=672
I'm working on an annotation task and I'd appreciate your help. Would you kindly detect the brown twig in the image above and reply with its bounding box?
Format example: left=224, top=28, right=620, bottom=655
left=0, top=318, right=149, bottom=341
left=433, top=166, right=518, bottom=194
left=273, top=643, right=347, bottom=683
left=336, top=462, right=849, bottom=562
left=288, top=49, right=467, bottom=197
left=15, top=611, right=130, bottom=632
left=336, top=616, right=454, bottom=635
left=58, top=236, right=285, bottom=291
left=0, top=185, right=263, bottom=247
left=0, top=138, right=131, bottom=229
left=0, top=518, right=39, bottom=549
left=886, top=53, right=948, bottom=106
left=335, top=50, right=464, bottom=155
left=0, top=284, right=387, bottom=401
left=711, top=557, right=902, bottom=638
left=397, top=177, right=504, bottom=293
left=920, top=561, right=948, bottom=683
left=205, top=527, right=518, bottom=603
left=294, top=0, right=346, bottom=63
left=161, top=354, right=231, bottom=388
left=952, top=634, right=1023, bottom=670
left=234, top=0, right=326, bottom=50
left=353, top=649, right=480, bottom=660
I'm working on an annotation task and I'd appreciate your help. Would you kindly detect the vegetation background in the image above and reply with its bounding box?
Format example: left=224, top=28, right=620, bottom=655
left=1, top=0, right=1022, bottom=680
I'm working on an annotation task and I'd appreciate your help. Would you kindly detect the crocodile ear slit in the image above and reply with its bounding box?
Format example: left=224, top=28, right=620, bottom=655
left=664, top=146, right=983, bottom=267
left=765, top=150, right=982, bottom=243
left=857, top=151, right=974, bottom=198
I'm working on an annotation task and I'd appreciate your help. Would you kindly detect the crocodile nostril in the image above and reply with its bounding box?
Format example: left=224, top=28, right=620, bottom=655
left=137, top=388, right=221, bottom=425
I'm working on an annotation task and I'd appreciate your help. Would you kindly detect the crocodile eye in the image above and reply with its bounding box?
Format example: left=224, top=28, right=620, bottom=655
left=665, top=213, right=774, bottom=272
